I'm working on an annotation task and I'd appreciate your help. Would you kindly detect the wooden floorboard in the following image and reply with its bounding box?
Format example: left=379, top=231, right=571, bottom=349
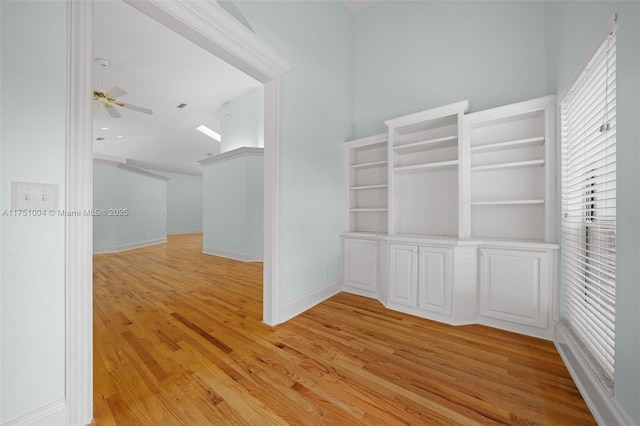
left=93, top=234, right=595, bottom=425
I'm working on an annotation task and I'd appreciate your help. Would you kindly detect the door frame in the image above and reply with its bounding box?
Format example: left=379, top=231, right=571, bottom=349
left=66, top=1, right=292, bottom=423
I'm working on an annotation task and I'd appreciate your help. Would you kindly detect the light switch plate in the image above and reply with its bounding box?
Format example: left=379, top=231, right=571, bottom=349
left=11, top=181, right=59, bottom=210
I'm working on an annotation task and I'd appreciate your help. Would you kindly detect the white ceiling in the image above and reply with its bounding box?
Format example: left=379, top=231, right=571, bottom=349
left=92, top=0, right=261, bottom=176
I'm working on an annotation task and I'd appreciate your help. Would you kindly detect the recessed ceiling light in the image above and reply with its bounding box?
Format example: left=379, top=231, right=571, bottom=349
left=96, top=137, right=105, bottom=141
left=101, top=127, right=109, bottom=130
left=177, top=103, right=187, bottom=108
left=205, top=152, right=214, bottom=157
left=196, top=125, right=220, bottom=141
left=116, top=135, right=124, bottom=138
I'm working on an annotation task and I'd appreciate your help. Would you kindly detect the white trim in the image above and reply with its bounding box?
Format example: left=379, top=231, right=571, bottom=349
left=2, top=398, right=66, bottom=426
left=67, top=0, right=291, bottom=422
left=122, top=0, right=292, bottom=82
left=93, top=238, right=167, bottom=255
left=384, top=100, right=469, bottom=128
left=66, top=1, right=94, bottom=424
left=263, top=78, right=281, bottom=326
left=555, top=323, right=632, bottom=425
left=344, top=133, right=387, bottom=149
left=198, top=147, right=264, bottom=166
left=559, top=14, right=617, bottom=102
left=167, top=232, right=202, bottom=236
left=93, top=158, right=170, bottom=181
left=279, top=279, right=343, bottom=324
left=202, top=247, right=263, bottom=262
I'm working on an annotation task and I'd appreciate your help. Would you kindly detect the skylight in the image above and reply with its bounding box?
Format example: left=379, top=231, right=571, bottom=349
left=196, top=125, right=221, bottom=141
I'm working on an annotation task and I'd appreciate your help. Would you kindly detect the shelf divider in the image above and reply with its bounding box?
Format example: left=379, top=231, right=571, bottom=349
left=350, top=184, right=388, bottom=191
left=350, top=160, right=388, bottom=170
left=471, top=159, right=544, bottom=172
left=471, top=136, right=545, bottom=153
left=471, top=199, right=545, bottom=206
left=393, top=135, right=457, bottom=155
left=394, top=159, right=458, bottom=174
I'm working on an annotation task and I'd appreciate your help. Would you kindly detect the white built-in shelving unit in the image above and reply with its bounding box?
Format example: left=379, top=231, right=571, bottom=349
left=342, top=95, right=558, bottom=340
left=462, top=95, right=556, bottom=242
left=386, top=101, right=469, bottom=238
left=345, top=133, right=388, bottom=234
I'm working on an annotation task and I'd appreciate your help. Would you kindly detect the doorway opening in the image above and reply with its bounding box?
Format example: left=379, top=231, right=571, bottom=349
left=66, top=1, right=291, bottom=422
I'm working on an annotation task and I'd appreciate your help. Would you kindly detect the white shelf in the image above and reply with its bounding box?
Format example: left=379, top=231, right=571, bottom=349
left=394, top=160, right=458, bottom=174
left=394, top=135, right=457, bottom=155
left=350, top=160, right=388, bottom=170
left=471, top=199, right=545, bottom=206
left=471, top=159, right=544, bottom=172
left=471, top=136, right=545, bottom=153
left=350, top=184, right=388, bottom=191
left=350, top=208, right=388, bottom=212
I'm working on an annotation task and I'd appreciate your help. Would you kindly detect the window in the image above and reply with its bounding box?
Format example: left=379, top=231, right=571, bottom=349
left=561, top=23, right=616, bottom=388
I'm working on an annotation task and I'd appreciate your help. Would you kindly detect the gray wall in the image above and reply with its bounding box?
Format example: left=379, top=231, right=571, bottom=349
left=157, top=170, right=203, bottom=235
left=220, top=86, right=264, bottom=153
left=354, top=1, right=547, bottom=137
left=93, top=161, right=168, bottom=252
left=234, top=0, right=355, bottom=301
left=202, top=153, right=264, bottom=257
left=0, top=1, right=67, bottom=421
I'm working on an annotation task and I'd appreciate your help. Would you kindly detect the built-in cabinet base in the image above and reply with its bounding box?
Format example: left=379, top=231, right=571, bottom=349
left=342, top=233, right=558, bottom=340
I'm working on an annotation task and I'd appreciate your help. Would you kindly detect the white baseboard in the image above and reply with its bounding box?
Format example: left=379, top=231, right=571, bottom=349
left=93, top=237, right=167, bottom=254
left=2, top=398, right=66, bottom=426
left=202, top=247, right=263, bottom=262
left=279, top=279, right=342, bottom=324
left=554, top=322, right=632, bottom=425
left=167, top=231, right=202, bottom=236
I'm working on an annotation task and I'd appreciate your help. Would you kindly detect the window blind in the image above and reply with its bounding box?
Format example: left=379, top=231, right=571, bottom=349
left=561, top=27, right=616, bottom=386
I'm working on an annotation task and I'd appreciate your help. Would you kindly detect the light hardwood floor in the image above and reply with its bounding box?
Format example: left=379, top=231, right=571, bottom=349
left=93, top=234, right=595, bottom=425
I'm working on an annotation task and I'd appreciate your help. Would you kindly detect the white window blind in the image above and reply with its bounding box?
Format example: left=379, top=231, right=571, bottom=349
left=561, top=26, right=616, bottom=386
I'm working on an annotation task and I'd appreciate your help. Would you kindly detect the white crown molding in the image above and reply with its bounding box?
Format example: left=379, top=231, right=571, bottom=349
left=344, top=133, right=387, bottom=149
left=384, top=100, right=469, bottom=128
left=123, top=0, right=293, bottom=83
left=93, top=158, right=171, bottom=181
left=464, top=94, right=557, bottom=124
left=198, top=146, right=264, bottom=167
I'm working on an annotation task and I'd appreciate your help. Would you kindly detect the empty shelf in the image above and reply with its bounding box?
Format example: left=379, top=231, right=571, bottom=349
left=471, top=159, right=544, bottom=172
left=471, top=199, right=545, bottom=206
left=394, top=160, right=458, bottom=174
left=394, top=135, right=457, bottom=155
left=471, top=136, right=545, bottom=153
left=350, top=160, right=388, bottom=170
left=350, top=184, right=388, bottom=190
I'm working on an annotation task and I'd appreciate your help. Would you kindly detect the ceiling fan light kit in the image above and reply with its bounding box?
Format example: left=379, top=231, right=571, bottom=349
left=93, top=57, right=153, bottom=118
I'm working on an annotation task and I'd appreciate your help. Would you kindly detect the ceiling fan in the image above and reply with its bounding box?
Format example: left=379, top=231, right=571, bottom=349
left=93, top=58, right=153, bottom=118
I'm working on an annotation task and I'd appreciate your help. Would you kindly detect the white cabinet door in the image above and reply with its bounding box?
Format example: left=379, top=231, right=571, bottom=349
left=343, top=238, right=378, bottom=295
left=418, top=246, right=452, bottom=315
left=478, top=248, right=548, bottom=329
left=388, top=243, right=418, bottom=307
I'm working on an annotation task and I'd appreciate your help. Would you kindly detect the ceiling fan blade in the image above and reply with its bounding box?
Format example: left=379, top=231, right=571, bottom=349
left=119, top=102, right=153, bottom=115
left=104, top=104, right=122, bottom=118
left=107, top=87, right=128, bottom=98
